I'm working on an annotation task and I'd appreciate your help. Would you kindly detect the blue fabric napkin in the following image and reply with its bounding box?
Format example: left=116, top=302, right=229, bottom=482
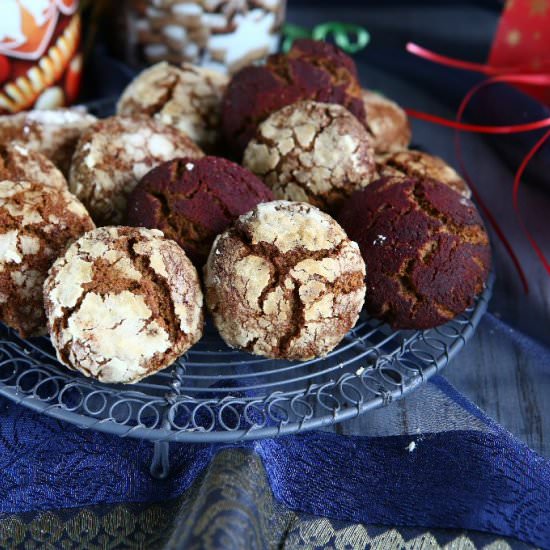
left=1, top=314, right=549, bottom=548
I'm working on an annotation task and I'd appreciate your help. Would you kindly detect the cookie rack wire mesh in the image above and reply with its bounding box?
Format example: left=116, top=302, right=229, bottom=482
left=0, top=274, right=493, bottom=445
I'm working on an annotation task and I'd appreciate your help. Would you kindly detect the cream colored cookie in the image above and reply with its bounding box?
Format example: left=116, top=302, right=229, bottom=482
left=243, top=101, right=376, bottom=211
left=0, top=109, right=97, bottom=176
left=377, top=149, right=471, bottom=198
left=204, top=201, right=366, bottom=360
left=361, top=89, right=411, bottom=154
left=44, top=226, right=204, bottom=384
left=0, top=180, right=94, bottom=338
left=0, top=144, right=67, bottom=191
left=117, top=62, right=228, bottom=151
left=69, top=115, right=204, bottom=225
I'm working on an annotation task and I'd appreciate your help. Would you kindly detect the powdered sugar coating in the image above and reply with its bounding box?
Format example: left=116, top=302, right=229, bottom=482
left=69, top=116, right=204, bottom=225
left=0, top=145, right=67, bottom=191
left=243, top=101, right=376, bottom=211
left=117, top=62, right=228, bottom=151
left=204, top=201, right=366, bottom=360
left=0, top=108, right=97, bottom=175
left=44, top=226, right=204, bottom=384
left=361, top=90, right=411, bottom=154
left=0, top=180, right=94, bottom=338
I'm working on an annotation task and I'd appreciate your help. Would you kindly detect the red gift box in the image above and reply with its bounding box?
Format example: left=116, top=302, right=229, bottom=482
left=489, top=0, right=550, bottom=105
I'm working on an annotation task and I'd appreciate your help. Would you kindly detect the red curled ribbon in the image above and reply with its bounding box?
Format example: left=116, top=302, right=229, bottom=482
left=405, top=42, right=550, bottom=292
left=407, top=43, right=550, bottom=76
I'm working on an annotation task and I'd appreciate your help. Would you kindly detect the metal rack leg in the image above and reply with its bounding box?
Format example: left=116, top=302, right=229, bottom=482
left=150, top=441, right=170, bottom=479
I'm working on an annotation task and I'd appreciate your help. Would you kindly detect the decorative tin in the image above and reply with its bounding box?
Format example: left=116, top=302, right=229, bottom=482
left=0, top=1, right=82, bottom=113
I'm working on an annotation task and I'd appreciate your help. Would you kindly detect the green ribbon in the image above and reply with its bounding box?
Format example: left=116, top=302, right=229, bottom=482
left=281, top=22, right=370, bottom=54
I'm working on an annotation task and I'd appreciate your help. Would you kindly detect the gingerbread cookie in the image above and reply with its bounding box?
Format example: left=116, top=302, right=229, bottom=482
left=243, top=101, right=376, bottom=211
left=336, top=176, right=490, bottom=329
left=0, top=180, right=94, bottom=338
left=204, top=201, right=366, bottom=360
left=127, top=156, right=273, bottom=266
left=0, top=144, right=67, bottom=191
left=69, top=115, right=204, bottom=225
left=117, top=62, right=228, bottom=151
left=0, top=109, right=97, bottom=176
left=377, top=150, right=471, bottom=198
left=361, top=90, right=411, bottom=154
left=44, top=226, right=204, bottom=384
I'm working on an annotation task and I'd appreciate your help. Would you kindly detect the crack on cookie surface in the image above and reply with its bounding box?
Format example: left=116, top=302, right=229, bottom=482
left=128, top=237, right=180, bottom=347
left=278, top=279, right=305, bottom=354
left=147, top=74, right=180, bottom=118
left=410, top=181, right=487, bottom=245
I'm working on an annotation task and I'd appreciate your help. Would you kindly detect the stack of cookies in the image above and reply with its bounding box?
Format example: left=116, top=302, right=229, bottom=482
left=119, top=0, right=286, bottom=74
left=0, top=39, right=491, bottom=385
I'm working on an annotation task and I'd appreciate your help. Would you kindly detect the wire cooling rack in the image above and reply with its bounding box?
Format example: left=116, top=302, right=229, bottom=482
left=0, top=275, right=493, bottom=460
left=0, top=98, right=493, bottom=475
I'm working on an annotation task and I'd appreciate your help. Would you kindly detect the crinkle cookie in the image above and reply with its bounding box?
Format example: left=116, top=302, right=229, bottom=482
left=0, top=180, right=94, bottom=338
left=0, top=109, right=97, bottom=176
left=204, top=201, right=366, bottom=360
left=44, top=226, right=204, bottom=384
left=377, top=149, right=471, bottom=198
left=69, top=115, right=203, bottom=225
left=0, top=144, right=67, bottom=191
left=127, top=156, right=273, bottom=266
left=336, top=176, right=490, bottom=329
left=361, top=90, right=411, bottom=154
left=117, top=62, right=228, bottom=152
left=243, top=101, right=376, bottom=211
left=222, top=39, right=366, bottom=157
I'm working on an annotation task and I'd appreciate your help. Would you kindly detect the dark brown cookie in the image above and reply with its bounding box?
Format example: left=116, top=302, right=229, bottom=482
left=377, top=150, right=471, bottom=198
left=336, top=176, right=490, bottom=329
left=0, top=180, right=95, bottom=338
left=44, top=226, right=204, bottom=384
left=221, top=39, right=366, bottom=157
left=127, top=156, right=273, bottom=266
left=243, top=101, right=376, bottom=211
left=204, top=201, right=366, bottom=360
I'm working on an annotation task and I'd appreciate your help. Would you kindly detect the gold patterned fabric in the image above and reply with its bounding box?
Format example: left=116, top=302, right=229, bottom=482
left=0, top=450, right=538, bottom=550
